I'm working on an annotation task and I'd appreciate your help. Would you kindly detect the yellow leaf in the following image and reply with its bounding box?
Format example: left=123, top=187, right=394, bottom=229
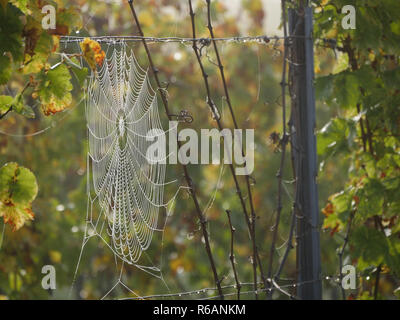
left=41, top=94, right=71, bottom=116
left=80, top=38, right=106, bottom=71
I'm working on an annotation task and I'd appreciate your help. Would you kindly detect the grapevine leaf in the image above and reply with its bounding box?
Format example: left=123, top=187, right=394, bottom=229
left=0, top=94, right=35, bottom=118
left=21, top=21, right=57, bottom=74
left=66, top=57, right=88, bottom=87
left=356, top=178, right=385, bottom=221
left=351, top=226, right=386, bottom=270
left=0, top=162, right=38, bottom=231
left=52, top=7, right=82, bottom=35
left=9, top=0, right=29, bottom=15
left=0, top=95, right=13, bottom=115
left=37, top=64, right=73, bottom=115
left=317, top=118, right=355, bottom=158
left=333, top=71, right=360, bottom=108
left=80, top=38, right=106, bottom=71
left=315, top=74, right=334, bottom=104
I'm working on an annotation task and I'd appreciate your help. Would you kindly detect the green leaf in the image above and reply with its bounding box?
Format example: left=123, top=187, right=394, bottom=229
left=37, top=64, right=73, bottom=115
left=0, top=95, right=13, bottom=115
left=9, top=0, right=29, bottom=15
left=0, top=3, right=23, bottom=62
left=0, top=162, right=38, bottom=231
left=11, top=94, right=35, bottom=118
left=0, top=162, right=38, bottom=205
left=351, top=225, right=400, bottom=275
left=351, top=226, right=386, bottom=269
left=356, top=178, right=385, bottom=220
left=354, top=6, right=383, bottom=50
left=333, top=71, right=360, bottom=108
left=317, top=118, right=355, bottom=158
left=332, top=190, right=353, bottom=215
left=0, top=94, right=35, bottom=119
left=67, top=57, right=88, bottom=87
left=21, top=32, right=55, bottom=74
left=315, top=74, right=334, bottom=104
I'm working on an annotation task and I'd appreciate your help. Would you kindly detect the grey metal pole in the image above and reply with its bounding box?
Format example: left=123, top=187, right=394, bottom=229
left=288, top=5, right=322, bottom=300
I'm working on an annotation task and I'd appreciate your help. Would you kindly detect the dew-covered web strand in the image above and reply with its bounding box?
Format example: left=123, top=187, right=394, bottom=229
left=0, top=100, right=84, bottom=138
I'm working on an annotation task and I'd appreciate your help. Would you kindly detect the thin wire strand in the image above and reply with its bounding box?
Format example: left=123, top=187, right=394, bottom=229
left=117, top=275, right=351, bottom=300
left=60, top=35, right=297, bottom=44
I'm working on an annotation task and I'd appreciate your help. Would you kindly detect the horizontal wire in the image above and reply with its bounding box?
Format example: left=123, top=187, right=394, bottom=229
left=119, top=282, right=263, bottom=300
left=60, top=34, right=308, bottom=44
left=117, top=274, right=359, bottom=300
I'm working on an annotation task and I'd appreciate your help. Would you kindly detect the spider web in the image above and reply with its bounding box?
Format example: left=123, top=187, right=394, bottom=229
left=71, top=42, right=187, bottom=299
left=87, top=44, right=167, bottom=264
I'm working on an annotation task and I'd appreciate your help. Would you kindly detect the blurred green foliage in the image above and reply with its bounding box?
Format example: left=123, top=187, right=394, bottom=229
left=315, top=0, right=400, bottom=299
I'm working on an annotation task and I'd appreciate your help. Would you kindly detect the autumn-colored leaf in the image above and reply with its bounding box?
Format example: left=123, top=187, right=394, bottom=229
left=0, top=202, right=34, bottom=232
left=21, top=31, right=57, bottom=74
left=36, top=63, right=73, bottom=115
left=80, top=38, right=106, bottom=71
left=322, top=202, right=334, bottom=217
left=49, top=7, right=82, bottom=36
left=23, top=17, right=41, bottom=57
left=48, top=24, right=69, bottom=36
left=330, top=223, right=340, bottom=237
left=0, top=162, right=38, bottom=231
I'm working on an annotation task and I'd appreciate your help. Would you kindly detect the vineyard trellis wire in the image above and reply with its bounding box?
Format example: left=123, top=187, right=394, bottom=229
left=56, top=0, right=325, bottom=300
left=117, top=274, right=364, bottom=300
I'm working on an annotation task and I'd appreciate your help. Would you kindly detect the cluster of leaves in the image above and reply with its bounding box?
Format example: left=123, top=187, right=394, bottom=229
left=314, top=0, right=400, bottom=298
left=0, top=1, right=79, bottom=117
left=0, top=1, right=105, bottom=119
left=0, top=2, right=106, bottom=235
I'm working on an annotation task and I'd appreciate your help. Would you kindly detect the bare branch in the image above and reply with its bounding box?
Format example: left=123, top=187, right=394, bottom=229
left=267, top=0, right=290, bottom=298
left=204, top=0, right=269, bottom=298
left=226, top=210, right=241, bottom=300
left=0, top=107, right=12, bottom=120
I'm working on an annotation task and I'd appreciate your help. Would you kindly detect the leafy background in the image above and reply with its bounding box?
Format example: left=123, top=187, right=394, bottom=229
left=0, top=0, right=399, bottom=299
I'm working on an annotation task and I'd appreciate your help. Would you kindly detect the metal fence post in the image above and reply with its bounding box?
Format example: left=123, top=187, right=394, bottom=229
left=288, top=5, right=322, bottom=300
